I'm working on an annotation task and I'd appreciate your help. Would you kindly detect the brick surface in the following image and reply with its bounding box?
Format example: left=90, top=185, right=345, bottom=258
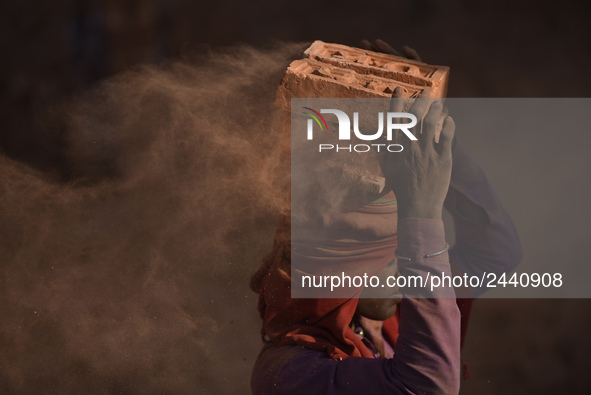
left=305, top=41, right=449, bottom=98
left=276, top=40, right=449, bottom=112
left=276, top=58, right=429, bottom=111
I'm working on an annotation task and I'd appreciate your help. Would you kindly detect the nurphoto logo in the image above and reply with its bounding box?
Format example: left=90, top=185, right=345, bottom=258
left=302, top=107, right=418, bottom=153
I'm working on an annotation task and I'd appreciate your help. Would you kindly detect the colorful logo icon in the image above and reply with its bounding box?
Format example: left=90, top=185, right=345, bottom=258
left=302, top=107, right=329, bottom=132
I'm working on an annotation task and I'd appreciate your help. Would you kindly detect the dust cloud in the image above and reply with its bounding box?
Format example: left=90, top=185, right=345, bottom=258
left=0, top=43, right=303, bottom=393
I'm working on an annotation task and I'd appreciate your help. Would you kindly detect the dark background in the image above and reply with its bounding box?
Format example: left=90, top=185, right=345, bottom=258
left=1, top=0, right=590, bottom=393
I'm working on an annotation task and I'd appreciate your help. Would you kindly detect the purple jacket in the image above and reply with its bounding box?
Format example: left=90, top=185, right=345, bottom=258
left=251, top=143, right=522, bottom=394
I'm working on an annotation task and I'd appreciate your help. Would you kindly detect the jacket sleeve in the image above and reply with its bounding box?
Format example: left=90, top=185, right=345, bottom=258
left=445, top=142, right=523, bottom=297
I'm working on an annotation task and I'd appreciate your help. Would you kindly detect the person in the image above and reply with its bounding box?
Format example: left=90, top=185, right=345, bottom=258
left=250, top=42, right=522, bottom=394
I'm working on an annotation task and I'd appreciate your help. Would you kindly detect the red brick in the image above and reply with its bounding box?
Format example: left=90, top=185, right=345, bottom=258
left=276, top=58, right=430, bottom=112
left=304, top=40, right=449, bottom=98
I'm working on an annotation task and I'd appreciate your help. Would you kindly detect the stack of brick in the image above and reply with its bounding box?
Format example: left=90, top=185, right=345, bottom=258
left=279, top=41, right=450, bottom=198
left=276, top=40, right=449, bottom=111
